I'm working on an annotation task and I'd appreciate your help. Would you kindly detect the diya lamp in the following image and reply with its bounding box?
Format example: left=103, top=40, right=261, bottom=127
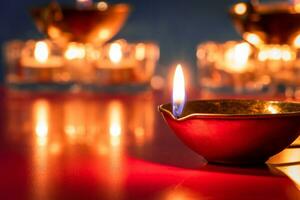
left=31, top=0, right=131, bottom=45
left=230, top=0, right=300, bottom=46
left=159, top=64, right=300, bottom=165
left=93, top=40, right=160, bottom=87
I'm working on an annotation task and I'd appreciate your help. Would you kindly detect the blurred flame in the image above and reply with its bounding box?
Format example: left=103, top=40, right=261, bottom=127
left=33, top=100, right=50, bottom=146
left=65, top=43, right=86, bottom=60
left=34, top=41, right=49, bottom=63
left=225, top=42, right=251, bottom=73
left=234, top=3, right=247, bottom=15
left=109, top=43, right=123, bottom=64
left=98, top=29, right=110, bottom=40
left=243, top=32, right=263, bottom=46
left=173, top=64, right=185, bottom=117
left=293, top=34, right=300, bottom=48
left=109, top=101, right=123, bottom=146
left=135, top=43, right=146, bottom=61
left=258, top=45, right=295, bottom=62
left=97, top=1, right=108, bottom=11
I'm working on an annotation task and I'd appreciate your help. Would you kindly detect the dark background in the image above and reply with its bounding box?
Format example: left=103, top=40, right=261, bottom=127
left=0, top=0, right=240, bottom=84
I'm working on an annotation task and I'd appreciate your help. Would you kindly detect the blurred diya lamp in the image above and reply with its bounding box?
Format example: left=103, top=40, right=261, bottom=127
left=31, top=1, right=131, bottom=44
left=93, top=40, right=160, bottom=86
left=159, top=64, right=300, bottom=165
left=4, top=39, right=159, bottom=90
left=230, top=0, right=300, bottom=46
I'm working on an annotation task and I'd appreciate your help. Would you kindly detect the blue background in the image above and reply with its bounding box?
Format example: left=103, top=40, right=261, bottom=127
left=0, top=0, right=240, bottom=84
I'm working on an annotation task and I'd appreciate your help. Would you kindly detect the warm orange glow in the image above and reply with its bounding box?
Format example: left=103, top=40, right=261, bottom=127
left=34, top=41, right=49, bottom=63
left=151, top=75, right=165, bottom=90
left=135, top=43, right=146, bottom=61
left=109, top=101, right=123, bottom=146
left=225, top=42, right=251, bottom=73
left=97, top=1, right=108, bottom=11
left=234, top=3, right=247, bottom=15
left=173, top=64, right=185, bottom=106
left=109, top=43, right=123, bottom=64
left=243, top=32, right=263, bottom=46
left=293, top=34, right=300, bottom=48
left=64, top=43, right=86, bottom=60
left=98, top=29, right=111, bottom=40
left=266, top=105, right=280, bottom=114
left=77, top=0, right=93, bottom=6
left=33, top=100, right=50, bottom=146
left=258, top=45, right=295, bottom=62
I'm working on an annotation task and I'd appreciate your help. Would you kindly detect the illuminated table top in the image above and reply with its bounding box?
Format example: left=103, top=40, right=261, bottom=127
left=0, top=88, right=300, bottom=200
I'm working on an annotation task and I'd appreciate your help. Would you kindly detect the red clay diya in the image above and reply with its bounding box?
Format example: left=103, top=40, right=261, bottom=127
left=159, top=99, right=300, bottom=165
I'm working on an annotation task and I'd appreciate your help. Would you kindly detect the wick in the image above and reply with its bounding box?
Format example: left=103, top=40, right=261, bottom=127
left=173, top=102, right=184, bottom=118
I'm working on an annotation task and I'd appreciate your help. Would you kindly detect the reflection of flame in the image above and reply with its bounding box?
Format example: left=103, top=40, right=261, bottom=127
left=225, top=42, right=251, bottom=73
left=33, top=100, right=50, bottom=146
left=266, top=105, right=280, bottom=114
left=234, top=3, right=247, bottom=15
left=65, top=43, right=86, bottom=60
left=109, top=101, right=123, bottom=146
left=109, top=43, right=123, bottom=64
left=34, top=41, right=49, bottom=63
left=173, top=64, right=185, bottom=118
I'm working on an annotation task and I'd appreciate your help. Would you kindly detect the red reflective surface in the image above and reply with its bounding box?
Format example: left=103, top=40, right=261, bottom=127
left=0, top=88, right=300, bottom=200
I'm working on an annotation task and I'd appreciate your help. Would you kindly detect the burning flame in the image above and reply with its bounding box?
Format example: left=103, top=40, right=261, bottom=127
left=233, top=3, right=247, bottom=15
left=225, top=42, right=251, bottom=73
left=109, top=43, right=123, bottom=64
left=65, top=43, right=86, bottom=60
left=172, top=64, right=185, bottom=118
left=34, top=41, right=49, bottom=63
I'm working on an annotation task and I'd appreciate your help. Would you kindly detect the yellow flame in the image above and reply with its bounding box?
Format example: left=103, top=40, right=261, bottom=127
left=243, top=32, right=263, bottom=46
left=64, top=43, right=86, bottom=60
left=234, top=3, right=247, bottom=15
left=33, top=100, right=50, bottom=146
left=173, top=64, right=185, bottom=105
left=34, top=41, right=49, bottom=63
left=225, top=42, right=251, bottom=73
left=109, top=43, right=123, bottom=64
